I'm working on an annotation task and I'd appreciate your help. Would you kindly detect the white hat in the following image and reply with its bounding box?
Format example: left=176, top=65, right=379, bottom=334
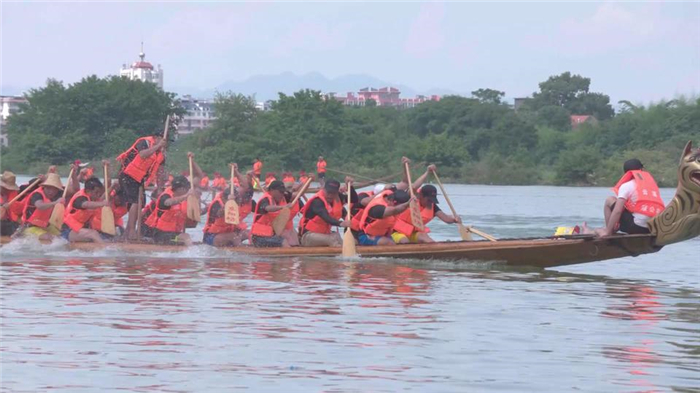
left=373, top=184, right=386, bottom=195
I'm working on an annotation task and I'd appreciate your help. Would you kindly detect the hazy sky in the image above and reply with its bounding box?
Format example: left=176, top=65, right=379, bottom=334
left=2, top=1, right=699, bottom=104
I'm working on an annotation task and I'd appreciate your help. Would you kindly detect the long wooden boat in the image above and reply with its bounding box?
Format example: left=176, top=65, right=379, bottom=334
left=0, top=233, right=665, bottom=269
left=2, top=142, right=699, bottom=268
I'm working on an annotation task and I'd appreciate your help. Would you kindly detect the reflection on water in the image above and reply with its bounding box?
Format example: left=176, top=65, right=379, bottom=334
left=2, top=255, right=699, bottom=392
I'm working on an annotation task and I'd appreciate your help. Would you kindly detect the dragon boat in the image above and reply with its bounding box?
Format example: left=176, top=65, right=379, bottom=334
left=2, top=142, right=699, bottom=269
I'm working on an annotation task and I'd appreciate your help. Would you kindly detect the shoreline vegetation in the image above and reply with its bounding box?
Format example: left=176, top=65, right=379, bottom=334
left=2, top=72, right=697, bottom=187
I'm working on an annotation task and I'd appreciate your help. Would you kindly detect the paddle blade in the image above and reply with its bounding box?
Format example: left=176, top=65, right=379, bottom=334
left=224, top=200, right=240, bottom=225
left=342, top=228, right=357, bottom=257
left=458, top=223, right=473, bottom=241
left=409, top=200, right=425, bottom=232
left=101, top=206, right=116, bottom=235
left=187, top=195, right=201, bottom=222
left=48, top=203, right=65, bottom=230
left=271, top=207, right=290, bottom=236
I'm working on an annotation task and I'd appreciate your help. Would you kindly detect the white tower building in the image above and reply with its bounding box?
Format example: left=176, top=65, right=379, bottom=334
left=119, top=43, right=163, bottom=89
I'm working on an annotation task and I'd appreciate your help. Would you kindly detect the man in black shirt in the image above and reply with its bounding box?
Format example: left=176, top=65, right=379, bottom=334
left=298, top=179, right=357, bottom=247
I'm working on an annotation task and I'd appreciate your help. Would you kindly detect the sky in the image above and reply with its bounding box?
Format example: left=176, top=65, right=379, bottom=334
left=2, top=1, right=699, bottom=104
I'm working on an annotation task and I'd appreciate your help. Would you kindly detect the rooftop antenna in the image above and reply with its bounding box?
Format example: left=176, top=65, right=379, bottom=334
left=139, top=41, right=145, bottom=62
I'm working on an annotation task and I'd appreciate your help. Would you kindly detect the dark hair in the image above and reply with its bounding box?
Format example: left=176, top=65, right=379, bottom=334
left=324, top=179, right=340, bottom=193
left=171, top=175, right=191, bottom=191
left=84, top=177, right=104, bottom=191
left=268, top=180, right=286, bottom=192
left=623, top=159, right=644, bottom=173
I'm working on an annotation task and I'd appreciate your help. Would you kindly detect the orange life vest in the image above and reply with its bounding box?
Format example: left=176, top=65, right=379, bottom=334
left=299, top=175, right=309, bottom=184
left=250, top=193, right=282, bottom=237
left=237, top=200, right=252, bottom=231
left=1, top=190, right=21, bottom=222
left=350, top=191, right=375, bottom=231
left=200, top=176, right=210, bottom=189
left=393, top=195, right=435, bottom=236
left=213, top=177, right=227, bottom=190
left=117, top=136, right=164, bottom=185
left=91, top=190, right=128, bottom=230
left=317, top=160, right=327, bottom=173
left=141, top=199, right=156, bottom=225
left=359, top=190, right=396, bottom=237
left=63, top=190, right=100, bottom=232
left=145, top=188, right=187, bottom=233
left=203, top=193, right=235, bottom=234
left=253, top=161, right=263, bottom=176
left=23, top=187, right=53, bottom=228
left=612, top=170, right=665, bottom=217
left=285, top=196, right=301, bottom=231
left=298, top=190, right=343, bottom=234
left=283, top=175, right=295, bottom=183
left=265, top=175, right=275, bottom=187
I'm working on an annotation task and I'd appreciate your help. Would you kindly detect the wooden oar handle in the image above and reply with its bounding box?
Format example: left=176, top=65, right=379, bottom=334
left=61, top=168, right=75, bottom=198
left=162, top=115, right=170, bottom=142
left=4, top=178, right=43, bottom=206
left=230, top=164, right=235, bottom=194
left=404, top=162, right=416, bottom=198
left=188, top=155, right=195, bottom=184
left=346, top=181, right=352, bottom=221
left=103, top=163, right=110, bottom=203
left=431, top=170, right=459, bottom=218
left=290, top=177, right=313, bottom=206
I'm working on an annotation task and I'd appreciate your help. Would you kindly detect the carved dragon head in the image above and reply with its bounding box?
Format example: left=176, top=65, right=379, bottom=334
left=649, top=141, right=700, bottom=246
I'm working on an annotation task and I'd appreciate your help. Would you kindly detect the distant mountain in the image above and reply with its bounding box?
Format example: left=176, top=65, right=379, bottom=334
left=170, top=72, right=464, bottom=101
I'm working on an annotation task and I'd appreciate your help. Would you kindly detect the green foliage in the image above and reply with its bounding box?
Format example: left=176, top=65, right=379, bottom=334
left=4, top=72, right=697, bottom=188
left=3, top=76, right=183, bottom=170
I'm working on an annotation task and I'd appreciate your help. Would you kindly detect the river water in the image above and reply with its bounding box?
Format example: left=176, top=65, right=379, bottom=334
left=1, top=183, right=698, bottom=392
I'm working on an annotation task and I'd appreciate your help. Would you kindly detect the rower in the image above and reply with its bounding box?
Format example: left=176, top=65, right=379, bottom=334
left=391, top=183, right=462, bottom=244
left=298, top=179, right=355, bottom=247
left=0, top=171, right=22, bottom=236
left=281, top=181, right=304, bottom=246
left=61, top=177, right=110, bottom=243
left=91, top=182, right=129, bottom=240
left=299, top=170, right=309, bottom=185
left=316, top=156, right=327, bottom=187
left=202, top=164, right=251, bottom=247
left=583, top=159, right=664, bottom=237
left=253, top=158, right=263, bottom=184
left=357, top=189, right=414, bottom=246
left=212, top=172, right=227, bottom=192
left=199, top=173, right=210, bottom=192
left=144, top=175, right=197, bottom=246
left=139, top=189, right=159, bottom=238
left=116, top=131, right=167, bottom=240
left=264, top=172, right=277, bottom=188
left=250, top=180, right=291, bottom=248
left=20, top=173, right=64, bottom=240
left=283, top=172, right=295, bottom=183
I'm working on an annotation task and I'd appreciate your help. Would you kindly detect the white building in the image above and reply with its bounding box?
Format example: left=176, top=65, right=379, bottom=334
left=119, top=43, right=163, bottom=89
left=0, top=95, right=28, bottom=147
left=178, top=95, right=215, bottom=136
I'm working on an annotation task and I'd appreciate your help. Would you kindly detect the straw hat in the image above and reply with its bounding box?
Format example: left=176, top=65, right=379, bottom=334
left=42, top=173, right=64, bottom=190
left=0, top=171, right=19, bottom=191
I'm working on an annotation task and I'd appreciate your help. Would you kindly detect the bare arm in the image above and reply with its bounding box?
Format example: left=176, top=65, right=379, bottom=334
left=35, top=198, right=64, bottom=210
left=601, top=198, right=627, bottom=236
left=436, top=210, right=461, bottom=224
left=382, top=199, right=413, bottom=217
left=81, top=200, right=108, bottom=209
left=138, top=139, right=165, bottom=159
left=411, top=164, right=436, bottom=191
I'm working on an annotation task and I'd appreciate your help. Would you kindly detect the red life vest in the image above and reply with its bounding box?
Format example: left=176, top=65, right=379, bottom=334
left=253, top=161, right=263, bottom=176
left=63, top=190, right=100, bottom=232
left=117, top=136, right=164, bottom=185
left=393, top=193, right=435, bottom=236
left=23, top=187, right=53, bottom=228
left=360, top=190, right=396, bottom=237
left=237, top=200, right=252, bottom=231
left=91, top=190, right=128, bottom=230
left=612, top=170, right=665, bottom=217
left=350, top=191, right=375, bottom=231
left=250, top=193, right=282, bottom=237
left=145, top=188, right=187, bottom=233
left=298, top=190, right=343, bottom=234
left=203, top=193, right=235, bottom=234
left=1, top=190, right=21, bottom=222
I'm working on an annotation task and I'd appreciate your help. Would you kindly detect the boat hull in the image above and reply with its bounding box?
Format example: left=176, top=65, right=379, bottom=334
left=0, top=234, right=661, bottom=268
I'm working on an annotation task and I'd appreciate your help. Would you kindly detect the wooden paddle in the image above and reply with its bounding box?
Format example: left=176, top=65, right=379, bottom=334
left=431, top=170, right=496, bottom=242
left=342, top=181, right=357, bottom=257
left=272, top=177, right=313, bottom=236
left=186, top=155, right=201, bottom=222
left=48, top=168, right=74, bottom=230
left=224, top=163, right=240, bottom=225
left=162, top=115, right=170, bottom=142
left=404, top=162, right=425, bottom=232
left=0, top=178, right=42, bottom=219
left=136, top=185, right=144, bottom=240
left=101, top=162, right=116, bottom=235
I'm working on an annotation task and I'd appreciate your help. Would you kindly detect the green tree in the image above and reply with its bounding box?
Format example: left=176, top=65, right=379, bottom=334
left=529, top=72, right=614, bottom=120
left=471, top=88, right=505, bottom=105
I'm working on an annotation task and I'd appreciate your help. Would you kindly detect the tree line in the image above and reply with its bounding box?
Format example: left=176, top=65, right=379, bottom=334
left=2, top=72, right=697, bottom=187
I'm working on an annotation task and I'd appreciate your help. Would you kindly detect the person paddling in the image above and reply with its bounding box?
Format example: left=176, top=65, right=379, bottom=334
left=316, top=156, right=327, bottom=187
left=61, top=177, right=110, bottom=243
left=21, top=173, right=65, bottom=240
left=250, top=180, right=292, bottom=248
left=298, top=178, right=356, bottom=247
left=203, top=164, right=251, bottom=247
left=582, top=159, right=664, bottom=237
left=357, top=188, right=415, bottom=246
left=144, top=175, right=198, bottom=246
left=117, top=129, right=167, bottom=240
left=391, top=182, right=462, bottom=244
left=0, top=171, right=22, bottom=236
